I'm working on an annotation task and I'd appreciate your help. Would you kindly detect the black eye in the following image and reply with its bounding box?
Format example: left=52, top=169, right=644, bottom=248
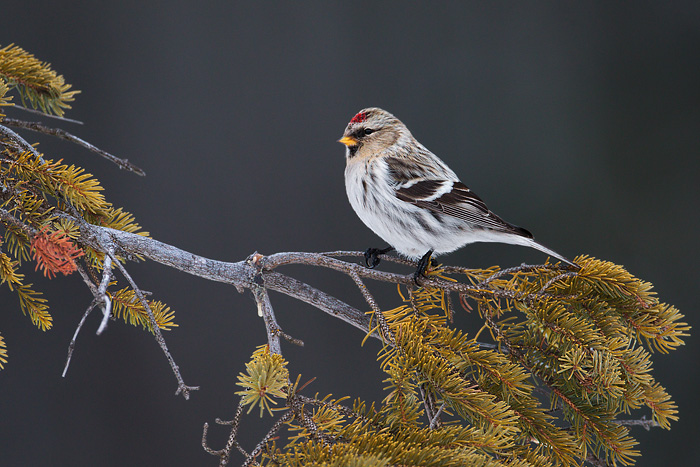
left=363, top=128, right=374, bottom=136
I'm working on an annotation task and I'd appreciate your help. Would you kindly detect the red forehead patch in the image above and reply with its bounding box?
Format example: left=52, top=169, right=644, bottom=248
left=350, top=112, right=367, bottom=124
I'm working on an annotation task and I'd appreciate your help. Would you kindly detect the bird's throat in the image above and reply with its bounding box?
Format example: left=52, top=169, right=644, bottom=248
left=346, top=145, right=359, bottom=159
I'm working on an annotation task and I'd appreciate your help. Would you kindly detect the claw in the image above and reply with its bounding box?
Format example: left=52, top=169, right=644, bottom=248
left=413, top=250, right=434, bottom=284
left=364, top=246, right=394, bottom=269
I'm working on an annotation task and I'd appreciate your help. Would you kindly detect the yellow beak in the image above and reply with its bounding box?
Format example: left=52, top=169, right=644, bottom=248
left=338, top=136, right=358, bottom=147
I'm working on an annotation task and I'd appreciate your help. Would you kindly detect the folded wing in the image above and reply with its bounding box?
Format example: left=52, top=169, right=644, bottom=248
left=395, top=179, right=533, bottom=238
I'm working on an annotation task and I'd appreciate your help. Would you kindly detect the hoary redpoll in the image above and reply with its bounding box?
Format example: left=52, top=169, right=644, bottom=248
left=338, top=107, right=577, bottom=280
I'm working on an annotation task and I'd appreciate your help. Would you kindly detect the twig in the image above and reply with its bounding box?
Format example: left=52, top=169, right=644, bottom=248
left=419, top=383, right=440, bottom=428
left=0, top=124, right=45, bottom=162
left=10, top=104, right=84, bottom=124
left=349, top=268, right=394, bottom=345
left=476, top=263, right=544, bottom=288
left=289, top=394, right=324, bottom=444
left=64, top=222, right=567, bottom=308
left=3, top=117, right=145, bottom=175
left=62, top=255, right=115, bottom=376
left=202, top=400, right=248, bottom=466
left=51, top=208, right=198, bottom=397
left=537, top=271, right=579, bottom=296
left=109, top=250, right=199, bottom=399
left=242, top=410, right=295, bottom=467
left=295, top=394, right=375, bottom=425
left=279, top=331, right=304, bottom=347
left=322, top=249, right=416, bottom=267
left=585, top=453, right=610, bottom=467
left=429, top=403, right=446, bottom=429
left=247, top=252, right=302, bottom=355
left=252, top=285, right=282, bottom=356
left=262, top=271, right=372, bottom=335
left=62, top=300, right=98, bottom=377
left=445, top=291, right=455, bottom=323
left=95, top=254, right=114, bottom=335
left=76, top=263, right=99, bottom=296
left=613, top=416, right=660, bottom=431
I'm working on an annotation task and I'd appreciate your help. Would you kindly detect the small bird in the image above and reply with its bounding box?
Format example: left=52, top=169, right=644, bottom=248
left=338, top=107, right=577, bottom=280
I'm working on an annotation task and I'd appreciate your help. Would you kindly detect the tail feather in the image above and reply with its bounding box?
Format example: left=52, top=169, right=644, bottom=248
left=513, top=236, right=578, bottom=269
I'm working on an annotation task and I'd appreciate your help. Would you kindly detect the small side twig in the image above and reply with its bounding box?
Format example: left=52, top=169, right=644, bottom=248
left=0, top=124, right=45, bottom=162
left=248, top=253, right=303, bottom=355
left=75, top=262, right=99, bottom=294
left=242, top=410, right=295, bottom=467
left=62, top=254, right=115, bottom=376
left=476, top=263, right=544, bottom=288
left=419, top=383, right=440, bottom=429
left=295, top=394, right=375, bottom=425
left=349, top=268, right=394, bottom=346
left=289, top=394, right=324, bottom=444
left=429, top=403, right=446, bottom=429
left=62, top=300, right=98, bottom=377
left=613, top=416, right=660, bottom=431
left=95, top=254, right=114, bottom=335
left=3, top=117, right=145, bottom=175
left=10, top=104, right=84, bottom=124
left=253, top=285, right=282, bottom=356
left=537, top=271, right=579, bottom=296
left=109, top=250, right=199, bottom=399
left=586, top=452, right=610, bottom=467
left=202, top=400, right=248, bottom=466
left=445, top=291, right=455, bottom=323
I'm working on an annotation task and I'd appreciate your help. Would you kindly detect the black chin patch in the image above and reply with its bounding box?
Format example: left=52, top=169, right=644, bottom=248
left=347, top=145, right=359, bottom=158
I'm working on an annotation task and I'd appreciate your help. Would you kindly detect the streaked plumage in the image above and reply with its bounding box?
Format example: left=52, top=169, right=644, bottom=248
left=339, top=107, right=576, bottom=269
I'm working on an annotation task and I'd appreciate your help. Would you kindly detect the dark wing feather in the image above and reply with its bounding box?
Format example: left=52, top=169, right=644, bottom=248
left=396, top=180, right=533, bottom=238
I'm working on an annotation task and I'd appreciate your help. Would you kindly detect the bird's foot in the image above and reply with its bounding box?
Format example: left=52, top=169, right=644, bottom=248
left=364, top=246, right=394, bottom=269
left=413, top=250, right=434, bottom=285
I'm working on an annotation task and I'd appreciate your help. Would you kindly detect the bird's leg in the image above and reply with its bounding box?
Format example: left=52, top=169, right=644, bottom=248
left=414, top=249, right=434, bottom=283
left=364, top=246, right=394, bottom=268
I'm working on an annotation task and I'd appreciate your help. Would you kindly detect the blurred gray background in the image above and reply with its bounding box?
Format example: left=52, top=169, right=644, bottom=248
left=2, top=2, right=698, bottom=465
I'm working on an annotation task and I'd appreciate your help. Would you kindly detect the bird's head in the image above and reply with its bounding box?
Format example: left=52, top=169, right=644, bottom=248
left=338, top=108, right=409, bottom=159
